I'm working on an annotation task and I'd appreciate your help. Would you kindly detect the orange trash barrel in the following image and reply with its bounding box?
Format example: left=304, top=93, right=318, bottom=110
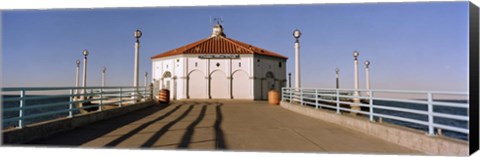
left=158, top=89, right=170, bottom=104
left=268, top=89, right=280, bottom=105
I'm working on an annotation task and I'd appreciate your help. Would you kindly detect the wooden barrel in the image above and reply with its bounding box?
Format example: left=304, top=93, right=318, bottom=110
left=268, top=90, right=280, bottom=105
left=158, top=89, right=170, bottom=104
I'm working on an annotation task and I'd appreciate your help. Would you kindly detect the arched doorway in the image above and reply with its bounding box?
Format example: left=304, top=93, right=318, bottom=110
left=162, top=71, right=174, bottom=99
left=261, top=71, right=275, bottom=100
left=188, top=70, right=206, bottom=99
left=232, top=70, right=250, bottom=99
left=210, top=70, right=229, bottom=99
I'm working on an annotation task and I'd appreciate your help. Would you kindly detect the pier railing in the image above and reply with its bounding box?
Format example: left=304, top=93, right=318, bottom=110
left=281, top=87, right=469, bottom=140
left=2, top=86, right=153, bottom=129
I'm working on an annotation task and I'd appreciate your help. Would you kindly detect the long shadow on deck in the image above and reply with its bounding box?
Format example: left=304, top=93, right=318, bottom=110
left=141, top=102, right=227, bottom=149
left=26, top=103, right=171, bottom=146
left=25, top=101, right=227, bottom=149
left=141, top=105, right=194, bottom=147
left=175, top=103, right=226, bottom=149
left=177, top=104, right=208, bottom=148
left=104, top=105, right=183, bottom=147
left=214, top=103, right=226, bottom=149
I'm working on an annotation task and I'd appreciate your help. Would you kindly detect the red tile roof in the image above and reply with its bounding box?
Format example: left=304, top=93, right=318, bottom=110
left=151, top=35, right=288, bottom=59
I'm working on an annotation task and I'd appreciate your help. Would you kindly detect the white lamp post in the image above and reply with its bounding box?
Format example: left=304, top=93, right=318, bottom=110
left=102, top=66, right=106, bottom=87
left=82, top=50, right=89, bottom=99
left=288, top=73, right=292, bottom=88
left=352, top=50, right=360, bottom=115
left=133, top=29, right=142, bottom=102
left=365, top=60, right=371, bottom=91
left=144, top=72, right=148, bottom=87
left=335, top=68, right=340, bottom=89
left=293, top=29, right=301, bottom=89
left=75, top=59, right=81, bottom=97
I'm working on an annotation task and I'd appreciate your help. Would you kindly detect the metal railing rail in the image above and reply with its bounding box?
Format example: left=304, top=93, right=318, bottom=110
left=2, top=86, right=153, bottom=129
left=281, top=87, right=469, bottom=139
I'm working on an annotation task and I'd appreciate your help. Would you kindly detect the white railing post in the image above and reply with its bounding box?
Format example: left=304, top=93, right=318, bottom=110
left=281, top=88, right=285, bottom=102
left=315, top=89, right=319, bottom=109
left=300, top=88, right=304, bottom=106
left=369, top=90, right=373, bottom=121
left=150, top=83, right=154, bottom=100
left=69, top=89, right=74, bottom=118
left=99, top=87, right=103, bottom=111
left=144, top=86, right=147, bottom=102
left=336, top=89, right=340, bottom=114
left=427, top=92, right=435, bottom=136
left=290, top=88, right=293, bottom=103
left=119, top=88, right=123, bottom=107
left=18, top=90, right=25, bottom=128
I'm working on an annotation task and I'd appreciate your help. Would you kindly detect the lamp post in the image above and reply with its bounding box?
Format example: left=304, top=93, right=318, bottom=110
left=335, top=68, right=340, bottom=89
left=293, top=29, right=301, bottom=90
left=144, top=72, right=148, bottom=87
left=352, top=50, right=360, bottom=115
left=75, top=59, right=81, bottom=97
left=133, top=29, right=142, bottom=102
left=102, top=66, right=106, bottom=87
left=288, top=73, right=292, bottom=88
left=365, top=60, right=371, bottom=91
left=82, top=50, right=89, bottom=99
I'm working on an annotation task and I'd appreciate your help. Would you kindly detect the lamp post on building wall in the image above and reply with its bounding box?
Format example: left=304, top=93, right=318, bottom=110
left=75, top=59, right=81, bottom=97
left=352, top=50, right=360, bottom=115
left=102, top=66, right=106, bottom=87
left=293, top=29, right=301, bottom=90
left=335, top=68, right=340, bottom=89
left=82, top=50, right=89, bottom=99
left=133, top=29, right=142, bottom=102
left=365, top=60, right=371, bottom=92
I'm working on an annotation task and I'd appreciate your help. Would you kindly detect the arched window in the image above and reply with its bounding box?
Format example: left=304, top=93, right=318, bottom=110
left=265, top=71, right=274, bottom=78
left=163, top=71, right=172, bottom=78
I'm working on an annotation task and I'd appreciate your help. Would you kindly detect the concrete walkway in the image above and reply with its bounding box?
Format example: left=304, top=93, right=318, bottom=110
left=27, top=100, right=420, bottom=154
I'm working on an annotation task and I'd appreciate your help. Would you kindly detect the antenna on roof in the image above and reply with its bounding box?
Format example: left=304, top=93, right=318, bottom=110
left=213, top=17, right=223, bottom=25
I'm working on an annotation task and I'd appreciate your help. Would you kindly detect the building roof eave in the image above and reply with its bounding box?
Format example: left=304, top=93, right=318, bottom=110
left=151, top=35, right=288, bottom=60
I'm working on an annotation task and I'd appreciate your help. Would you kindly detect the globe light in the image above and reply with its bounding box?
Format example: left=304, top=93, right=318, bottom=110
left=365, top=60, right=370, bottom=66
left=293, top=29, right=301, bottom=39
left=82, top=49, right=89, bottom=57
left=353, top=50, right=359, bottom=58
left=76, top=59, right=80, bottom=66
left=134, top=29, right=142, bottom=39
left=335, top=68, right=339, bottom=73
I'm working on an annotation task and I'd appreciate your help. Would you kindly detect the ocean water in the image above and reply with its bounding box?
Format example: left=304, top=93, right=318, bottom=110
left=2, top=95, right=469, bottom=141
left=371, top=99, right=468, bottom=141
left=2, top=95, right=76, bottom=129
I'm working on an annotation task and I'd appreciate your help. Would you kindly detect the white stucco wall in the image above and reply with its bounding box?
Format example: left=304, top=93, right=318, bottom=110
left=232, top=70, right=250, bottom=99
left=253, top=55, right=287, bottom=100
left=187, top=70, right=206, bottom=98
left=152, top=55, right=255, bottom=99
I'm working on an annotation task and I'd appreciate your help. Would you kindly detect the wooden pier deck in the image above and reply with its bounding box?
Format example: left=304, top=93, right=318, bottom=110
left=25, top=100, right=420, bottom=154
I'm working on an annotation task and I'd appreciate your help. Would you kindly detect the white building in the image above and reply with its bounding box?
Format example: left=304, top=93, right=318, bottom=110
left=151, top=23, right=288, bottom=100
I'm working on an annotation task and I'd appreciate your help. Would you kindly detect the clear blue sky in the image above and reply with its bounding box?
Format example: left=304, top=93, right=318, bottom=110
left=2, top=2, right=469, bottom=91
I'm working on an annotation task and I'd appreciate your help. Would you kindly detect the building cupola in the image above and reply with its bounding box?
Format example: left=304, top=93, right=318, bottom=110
left=211, top=21, right=226, bottom=37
